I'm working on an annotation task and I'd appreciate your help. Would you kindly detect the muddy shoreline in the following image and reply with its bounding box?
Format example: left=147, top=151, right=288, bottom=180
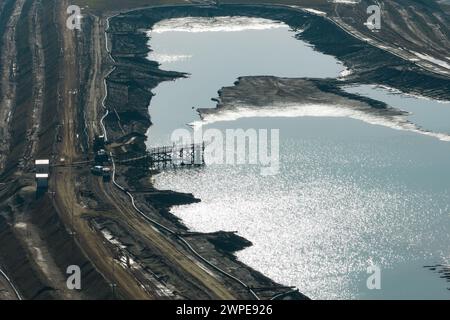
left=102, top=3, right=450, bottom=300
left=0, top=0, right=447, bottom=301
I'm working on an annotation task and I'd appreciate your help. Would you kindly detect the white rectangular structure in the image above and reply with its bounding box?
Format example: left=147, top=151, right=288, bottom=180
left=36, top=173, right=49, bottom=188
left=35, top=159, right=49, bottom=173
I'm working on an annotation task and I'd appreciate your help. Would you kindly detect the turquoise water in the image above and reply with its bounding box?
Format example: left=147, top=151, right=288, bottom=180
left=145, top=17, right=450, bottom=299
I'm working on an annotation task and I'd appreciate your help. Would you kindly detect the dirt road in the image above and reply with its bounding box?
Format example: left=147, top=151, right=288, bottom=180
left=52, top=0, right=238, bottom=299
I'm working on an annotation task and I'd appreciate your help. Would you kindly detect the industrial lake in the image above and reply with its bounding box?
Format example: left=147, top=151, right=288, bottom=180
left=145, top=16, right=450, bottom=299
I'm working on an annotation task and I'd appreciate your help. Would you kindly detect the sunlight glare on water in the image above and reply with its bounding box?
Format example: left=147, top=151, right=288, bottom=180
left=146, top=17, right=450, bottom=299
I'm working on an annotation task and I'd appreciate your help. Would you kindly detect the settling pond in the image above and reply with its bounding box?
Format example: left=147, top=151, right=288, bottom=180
left=145, top=16, right=450, bottom=299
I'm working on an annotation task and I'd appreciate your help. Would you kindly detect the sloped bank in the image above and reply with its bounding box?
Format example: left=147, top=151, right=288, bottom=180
left=198, top=75, right=450, bottom=142
left=103, top=3, right=450, bottom=300
left=0, top=0, right=116, bottom=300
left=105, top=3, right=450, bottom=164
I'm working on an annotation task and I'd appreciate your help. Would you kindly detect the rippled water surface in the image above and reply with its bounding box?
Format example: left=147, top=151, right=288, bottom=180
left=145, top=17, right=450, bottom=299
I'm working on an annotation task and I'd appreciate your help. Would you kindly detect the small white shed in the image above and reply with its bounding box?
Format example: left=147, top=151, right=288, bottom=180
left=36, top=173, right=49, bottom=189
left=35, top=159, right=50, bottom=174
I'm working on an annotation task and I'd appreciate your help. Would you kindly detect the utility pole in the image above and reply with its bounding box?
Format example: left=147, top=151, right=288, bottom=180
left=70, top=162, right=76, bottom=255
left=110, top=248, right=117, bottom=299
left=110, top=282, right=117, bottom=300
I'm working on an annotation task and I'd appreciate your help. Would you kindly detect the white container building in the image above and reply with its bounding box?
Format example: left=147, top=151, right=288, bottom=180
left=35, top=159, right=50, bottom=174
left=36, top=173, right=49, bottom=189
